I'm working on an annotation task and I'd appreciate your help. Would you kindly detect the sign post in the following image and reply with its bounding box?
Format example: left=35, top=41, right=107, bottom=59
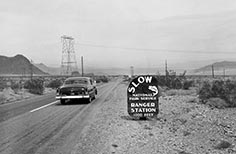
left=127, top=75, right=159, bottom=118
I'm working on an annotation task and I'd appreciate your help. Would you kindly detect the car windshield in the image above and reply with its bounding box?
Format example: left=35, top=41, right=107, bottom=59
left=64, top=79, right=88, bottom=85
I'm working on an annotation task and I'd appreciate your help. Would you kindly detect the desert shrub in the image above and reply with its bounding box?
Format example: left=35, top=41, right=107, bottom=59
left=211, top=80, right=226, bottom=99
left=227, top=91, right=236, bottom=107
left=172, top=78, right=182, bottom=89
left=0, top=80, right=7, bottom=91
left=166, top=89, right=196, bottom=96
left=11, top=82, right=21, bottom=90
left=156, top=76, right=166, bottom=87
left=198, top=79, right=236, bottom=107
left=199, top=81, right=212, bottom=101
left=100, top=76, right=109, bottom=83
left=183, top=80, right=194, bottom=90
left=24, top=79, right=44, bottom=95
left=156, top=76, right=182, bottom=89
left=10, top=82, right=22, bottom=93
left=95, top=76, right=109, bottom=83
left=155, top=76, right=195, bottom=90
left=46, top=79, right=62, bottom=89
left=224, top=80, right=236, bottom=94
left=224, top=80, right=236, bottom=107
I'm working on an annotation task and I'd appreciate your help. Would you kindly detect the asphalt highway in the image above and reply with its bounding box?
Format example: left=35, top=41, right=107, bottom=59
left=0, top=79, right=120, bottom=154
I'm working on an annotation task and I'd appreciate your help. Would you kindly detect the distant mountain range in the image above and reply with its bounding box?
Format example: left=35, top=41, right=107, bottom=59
left=0, top=54, right=47, bottom=75
left=193, top=61, right=236, bottom=75
left=0, top=54, right=108, bottom=75
left=34, top=63, right=61, bottom=75
left=1, top=54, right=236, bottom=76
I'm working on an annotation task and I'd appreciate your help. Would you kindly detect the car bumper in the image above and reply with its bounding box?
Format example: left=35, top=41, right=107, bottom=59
left=56, top=95, right=90, bottom=99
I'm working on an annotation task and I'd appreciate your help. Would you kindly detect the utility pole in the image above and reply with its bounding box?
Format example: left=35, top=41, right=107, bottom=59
left=130, top=66, right=134, bottom=78
left=81, top=56, right=84, bottom=77
left=165, top=60, right=168, bottom=81
left=212, top=65, right=215, bottom=78
left=223, top=68, right=226, bottom=80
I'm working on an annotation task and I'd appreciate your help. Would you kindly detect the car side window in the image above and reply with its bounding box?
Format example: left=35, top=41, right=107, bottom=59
left=90, top=79, right=93, bottom=85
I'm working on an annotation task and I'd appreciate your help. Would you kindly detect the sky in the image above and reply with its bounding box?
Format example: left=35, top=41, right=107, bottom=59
left=1, top=0, right=236, bottom=69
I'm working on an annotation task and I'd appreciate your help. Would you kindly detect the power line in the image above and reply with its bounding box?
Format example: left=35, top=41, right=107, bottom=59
left=76, top=43, right=236, bottom=55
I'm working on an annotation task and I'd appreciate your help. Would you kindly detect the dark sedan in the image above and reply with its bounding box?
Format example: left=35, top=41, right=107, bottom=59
left=56, top=77, right=97, bottom=104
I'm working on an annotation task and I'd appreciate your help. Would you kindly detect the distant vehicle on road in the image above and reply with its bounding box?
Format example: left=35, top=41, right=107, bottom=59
left=56, top=77, right=97, bottom=104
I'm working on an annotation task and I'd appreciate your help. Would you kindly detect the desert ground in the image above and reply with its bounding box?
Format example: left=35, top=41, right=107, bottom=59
left=0, top=78, right=236, bottom=154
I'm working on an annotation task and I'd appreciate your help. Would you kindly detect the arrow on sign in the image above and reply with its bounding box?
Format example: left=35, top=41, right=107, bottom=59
left=148, top=86, right=158, bottom=96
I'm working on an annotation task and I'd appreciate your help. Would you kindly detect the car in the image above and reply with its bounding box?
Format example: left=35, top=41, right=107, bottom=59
left=56, top=77, right=97, bottom=104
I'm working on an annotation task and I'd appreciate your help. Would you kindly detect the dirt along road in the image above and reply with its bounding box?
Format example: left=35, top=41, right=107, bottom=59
left=70, top=80, right=236, bottom=154
left=1, top=78, right=236, bottom=154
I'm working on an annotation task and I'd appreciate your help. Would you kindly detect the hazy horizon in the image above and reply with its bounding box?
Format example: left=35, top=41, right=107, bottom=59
left=1, top=0, right=236, bottom=70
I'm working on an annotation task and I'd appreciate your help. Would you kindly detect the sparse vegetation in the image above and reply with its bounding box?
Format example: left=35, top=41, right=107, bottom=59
left=95, top=76, right=109, bottom=83
left=198, top=79, right=236, bottom=107
left=0, top=80, right=6, bottom=91
left=198, top=81, right=212, bottom=101
left=0, top=80, right=22, bottom=92
left=24, top=79, right=44, bottom=95
left=10, top=82, right=22, bottom=93
left=156, top=76, right=195, bottom=90
left=183, top=80, right=194, bottom=90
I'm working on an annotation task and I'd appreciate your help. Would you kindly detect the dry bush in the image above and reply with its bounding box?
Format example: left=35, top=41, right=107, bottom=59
left=211, top=80, right=226, bottom=99
left=24, top=79, right=44, bottom=95
left=11, top=82, right=20, bottom=89
left=171, top=78, right=182, bottom=89
left=10, top=82, right=22, bottom=93
left=198, top=79, right=236, bottom=107
left=183, top=80, right=194, bottom=90
left=199, top=81, right=212, bottom=101
left=166, top=89, right=196, bottom=96
left=95, top=76, right=109, bottom=83
left=156, top=76, right=195, bottom=90
left=0, top=81, right=6, bottom=91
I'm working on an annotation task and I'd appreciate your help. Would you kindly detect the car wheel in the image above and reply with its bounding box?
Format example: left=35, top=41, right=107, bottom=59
left=61, top=99, right=65, bottom=105
left=87, top=97, right=92, bottom=103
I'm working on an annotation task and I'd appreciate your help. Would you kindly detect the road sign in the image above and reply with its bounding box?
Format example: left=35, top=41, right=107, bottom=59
left=127, top=75, right=159, bottom=118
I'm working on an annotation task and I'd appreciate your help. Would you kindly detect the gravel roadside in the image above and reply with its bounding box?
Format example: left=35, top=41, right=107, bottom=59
left=73, top=81, right=236, bottom=154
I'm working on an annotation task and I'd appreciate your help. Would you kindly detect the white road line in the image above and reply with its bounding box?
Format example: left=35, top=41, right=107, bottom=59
left=30, top=101, right=58, bottom=113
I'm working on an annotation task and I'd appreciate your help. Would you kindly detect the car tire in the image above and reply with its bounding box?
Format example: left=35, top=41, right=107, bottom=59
left=61, top=99, right=66, bottom=105
left=87, top=97, right=92, bottom=103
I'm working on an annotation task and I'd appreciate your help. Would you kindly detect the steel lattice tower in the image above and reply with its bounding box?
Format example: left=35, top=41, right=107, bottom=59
left=60, top=35, right=78, bottom=75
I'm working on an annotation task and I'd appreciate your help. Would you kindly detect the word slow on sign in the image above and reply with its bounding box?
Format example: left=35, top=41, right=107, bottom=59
left=127, top=75, right=159, bottom=118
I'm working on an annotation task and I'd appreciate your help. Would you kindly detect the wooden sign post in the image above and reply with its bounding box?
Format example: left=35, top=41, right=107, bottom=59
left=127, top=75, right=159, bottom=118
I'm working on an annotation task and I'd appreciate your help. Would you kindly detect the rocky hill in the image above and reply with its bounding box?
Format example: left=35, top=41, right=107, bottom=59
left=193, top=61, right=236, bottom=75
left=34, top=63, right=60, bottom=75
left=0, top=54, right=47, bottom=75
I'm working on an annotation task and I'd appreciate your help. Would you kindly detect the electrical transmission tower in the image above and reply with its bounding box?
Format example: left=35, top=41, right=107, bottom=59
left=60, top=35, right=78, bottom=75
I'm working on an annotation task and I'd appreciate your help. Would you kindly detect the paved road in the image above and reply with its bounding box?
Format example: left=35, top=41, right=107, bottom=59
left=0, top=93, right=56, bottom=122
left=0, top=79, right=120, bottom=154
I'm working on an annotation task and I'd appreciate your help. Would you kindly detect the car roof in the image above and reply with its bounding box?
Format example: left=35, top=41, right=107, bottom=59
left=65, top=77, right=91, bottom=81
